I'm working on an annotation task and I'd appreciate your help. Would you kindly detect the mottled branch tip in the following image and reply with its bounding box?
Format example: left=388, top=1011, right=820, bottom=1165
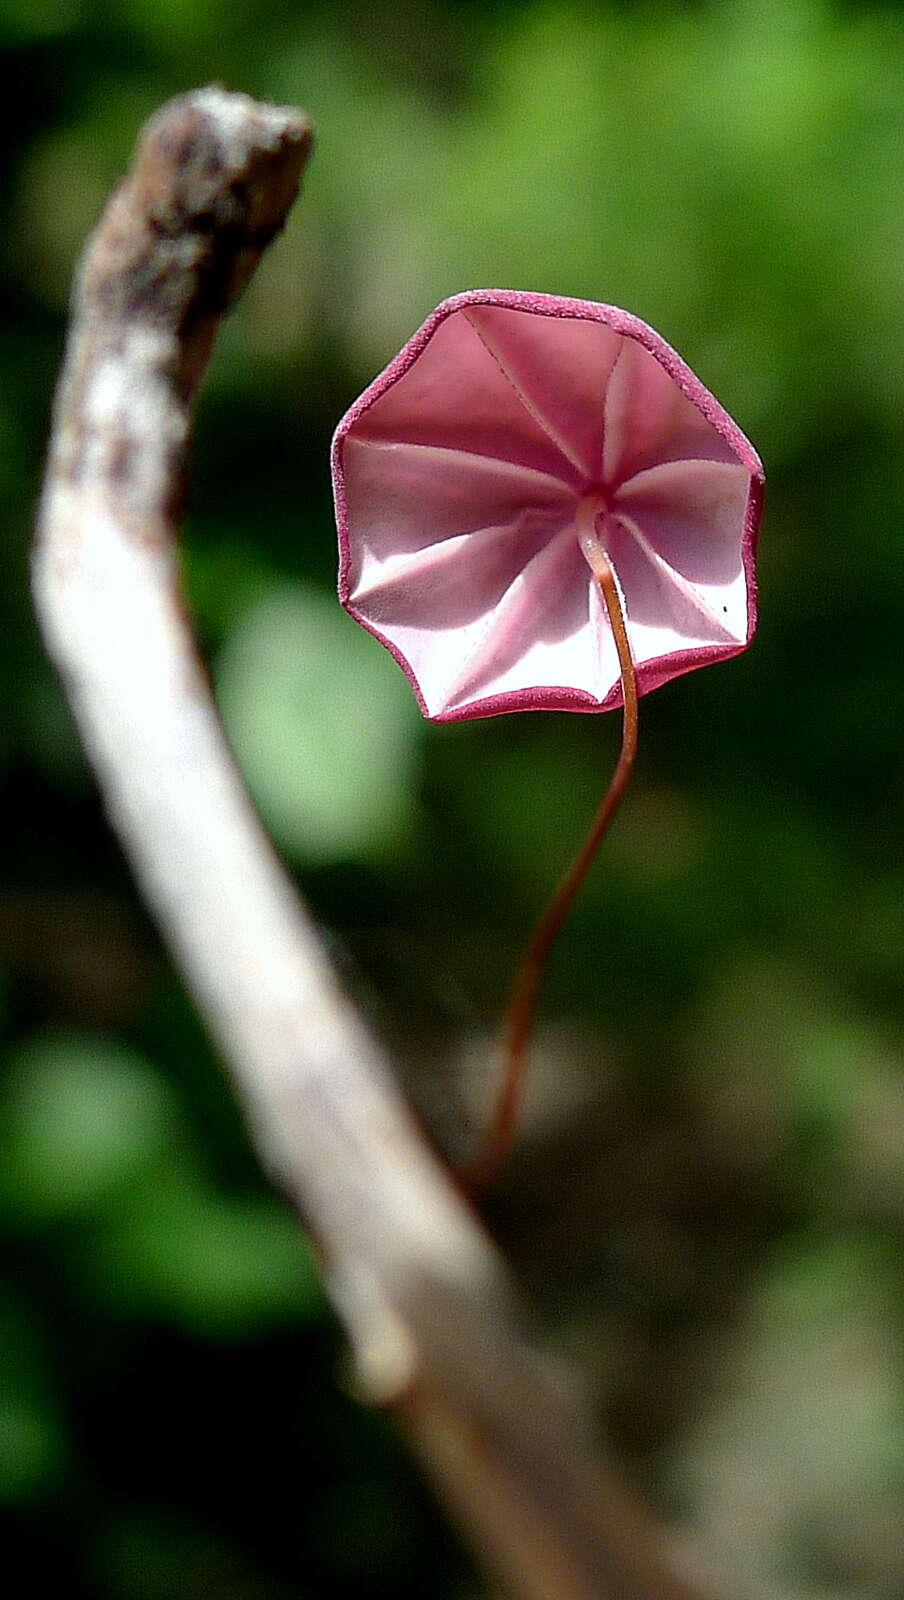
left=45, top=86, right=314, bottom=535
left=90, top=86, right=313, bottom=337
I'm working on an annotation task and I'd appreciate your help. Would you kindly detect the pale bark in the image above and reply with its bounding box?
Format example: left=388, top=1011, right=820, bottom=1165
left=33, top=86, right=717, bottom=1600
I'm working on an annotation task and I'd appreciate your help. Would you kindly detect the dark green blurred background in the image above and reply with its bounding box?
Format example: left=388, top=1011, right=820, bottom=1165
left=3, top=0, right=904, bottom=1595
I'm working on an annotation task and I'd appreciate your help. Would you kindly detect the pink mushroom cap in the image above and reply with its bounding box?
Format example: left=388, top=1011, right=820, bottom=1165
left=332, top=289, right=764, bottom=722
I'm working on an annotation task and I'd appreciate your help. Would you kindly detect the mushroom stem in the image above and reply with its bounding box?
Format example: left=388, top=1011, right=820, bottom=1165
left=462, top=506, right=639, bottom=1196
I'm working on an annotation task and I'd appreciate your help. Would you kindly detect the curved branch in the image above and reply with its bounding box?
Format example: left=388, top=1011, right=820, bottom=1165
left=33, top=87, right=718, bottom=1600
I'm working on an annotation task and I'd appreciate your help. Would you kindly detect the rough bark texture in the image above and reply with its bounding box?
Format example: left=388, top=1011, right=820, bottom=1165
left=33, top=86, right=719, bottom=1600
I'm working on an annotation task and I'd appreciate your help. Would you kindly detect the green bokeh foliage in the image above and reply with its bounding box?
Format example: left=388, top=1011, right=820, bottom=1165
left=3, top=0, right=904, bottom=1595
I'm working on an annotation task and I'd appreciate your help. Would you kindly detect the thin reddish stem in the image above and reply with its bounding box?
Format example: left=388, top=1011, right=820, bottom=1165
left=461, top=505, right=638, bottom=1196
